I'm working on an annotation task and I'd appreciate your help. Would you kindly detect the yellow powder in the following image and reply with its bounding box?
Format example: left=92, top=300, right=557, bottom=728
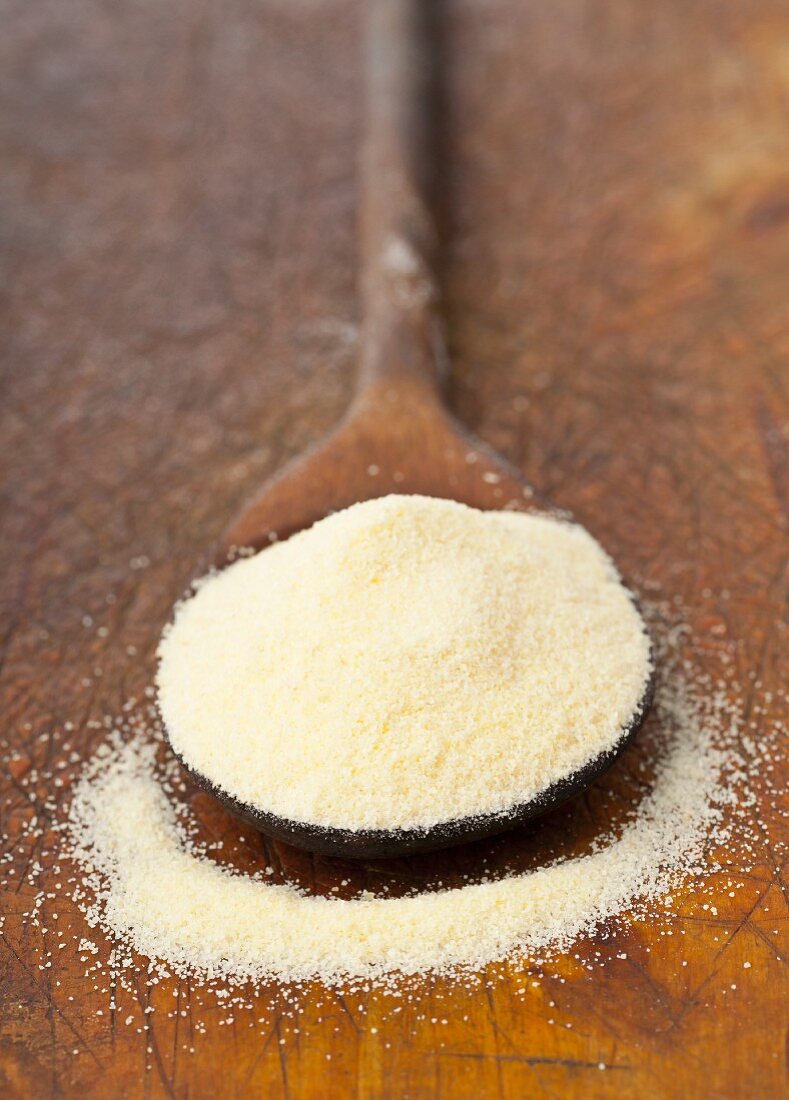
left=65, top=669, right=728, bottom=986
left=52, top=607, right=776, bottom=993
left=156, top=495, right=651, bottom=831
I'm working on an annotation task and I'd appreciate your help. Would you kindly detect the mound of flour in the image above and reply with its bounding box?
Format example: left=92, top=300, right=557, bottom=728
left=156, top=495, right=652, bottom=831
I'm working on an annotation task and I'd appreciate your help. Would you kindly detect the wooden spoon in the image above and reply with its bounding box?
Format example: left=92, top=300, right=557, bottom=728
left=170, top=0, right=654, bottom=860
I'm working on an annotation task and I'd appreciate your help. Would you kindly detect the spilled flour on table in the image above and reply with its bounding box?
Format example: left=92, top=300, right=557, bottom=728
left=64, top=605, right=778, bottom=986
left=66, top=684, right=717, bottom=984
left=2, top=595, right=785, bottom=1044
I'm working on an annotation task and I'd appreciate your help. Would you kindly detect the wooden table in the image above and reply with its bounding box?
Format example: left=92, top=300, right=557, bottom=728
left=1, top=1, right=786, bottom=1096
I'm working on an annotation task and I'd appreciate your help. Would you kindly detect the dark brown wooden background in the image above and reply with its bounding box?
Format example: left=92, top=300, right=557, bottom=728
left=1, top=0, right=787, bottom=1097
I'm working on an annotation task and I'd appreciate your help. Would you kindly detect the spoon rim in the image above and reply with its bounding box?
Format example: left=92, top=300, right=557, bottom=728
left=167, top=665, right=655, bottom=861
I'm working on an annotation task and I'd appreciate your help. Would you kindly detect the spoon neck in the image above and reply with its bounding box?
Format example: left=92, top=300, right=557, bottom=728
left=357, top=299, right=448, bottom=405
left=357, top=0, right=447, bottom=411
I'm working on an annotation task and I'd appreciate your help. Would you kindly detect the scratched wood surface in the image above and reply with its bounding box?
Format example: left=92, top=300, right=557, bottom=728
left=1, top=0, right=787, bottom=1096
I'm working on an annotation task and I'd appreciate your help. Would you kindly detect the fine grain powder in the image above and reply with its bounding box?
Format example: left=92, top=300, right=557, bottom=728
left=65, top=682, right=722, bottom=985
left=9, top=591, right=784, bottom=1021
left=63, top=633, right=760, bottom=989
left=156, top=495, right=652, bottom=830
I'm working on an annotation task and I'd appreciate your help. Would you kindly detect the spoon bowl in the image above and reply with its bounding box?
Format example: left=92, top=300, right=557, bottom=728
left=179, top=386, right=655, bottom=860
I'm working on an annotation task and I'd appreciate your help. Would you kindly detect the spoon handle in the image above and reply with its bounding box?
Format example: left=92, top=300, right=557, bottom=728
left=358, top=0, right=446, bottom=404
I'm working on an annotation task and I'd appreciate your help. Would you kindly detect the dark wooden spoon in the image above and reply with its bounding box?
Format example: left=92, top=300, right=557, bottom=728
left=168, top=0, right=654, bottom=860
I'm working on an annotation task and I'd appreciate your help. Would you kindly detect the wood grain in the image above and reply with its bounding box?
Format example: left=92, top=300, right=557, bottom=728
left=1, top=0, right=787, bottom=1097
